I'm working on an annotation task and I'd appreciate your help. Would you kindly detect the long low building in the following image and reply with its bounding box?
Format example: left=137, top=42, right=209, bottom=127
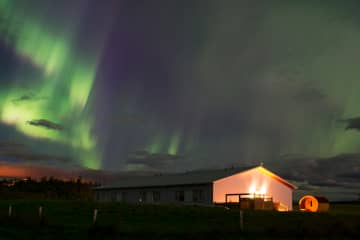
left=94, top=165, right=297, bottom=211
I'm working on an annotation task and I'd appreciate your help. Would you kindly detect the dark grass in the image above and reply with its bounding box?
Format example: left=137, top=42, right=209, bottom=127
left=0, top=200, right=359, bottom=239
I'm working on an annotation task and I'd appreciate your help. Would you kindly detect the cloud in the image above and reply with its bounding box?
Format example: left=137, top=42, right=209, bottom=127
left=343, top=117, right=360, bottom=131
left=296, top=183, right=320, bottom=191
left=0, top=141, right=71, bottom=163
left=308, top=179, right=348, bottom=188
left=27, top=119, right=63, bottom=131
left=126, top=150, right=183, bottom=170
left=12, top=94, right=46, bottom=103
left=116, top=114, right=144, bottom=126
left=336, top=172, right=360, bottom=181
left=270, top=153, right=360, bottom=200
left=0, top=141, right=26, bottom=151
left=293, top=87, right=326, bottom=102
left=276, top=153, right=360, bottom=179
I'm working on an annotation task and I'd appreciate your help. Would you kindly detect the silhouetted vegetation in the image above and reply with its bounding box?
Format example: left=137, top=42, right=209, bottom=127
left=0, top=177, right=96, bottom=200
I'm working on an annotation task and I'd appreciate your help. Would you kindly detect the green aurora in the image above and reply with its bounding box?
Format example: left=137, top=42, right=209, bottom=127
left=0, top=0, right=103, bottom=169
left=0, top=0, right=360, bottom=174
left=264, top=1, right=360, bottom=157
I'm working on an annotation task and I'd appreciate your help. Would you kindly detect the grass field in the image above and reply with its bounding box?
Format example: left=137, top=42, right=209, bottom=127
left=0, top=200, right=359, bottom=240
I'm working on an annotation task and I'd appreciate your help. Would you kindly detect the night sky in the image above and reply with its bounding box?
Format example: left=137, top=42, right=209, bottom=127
left=0, top=0, right=359, bottom=200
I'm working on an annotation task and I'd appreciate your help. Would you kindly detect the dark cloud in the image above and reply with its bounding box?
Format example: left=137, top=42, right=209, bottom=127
left=296, top=183, right=320, bottom=191
left=115, top=115, right=144, bottom=127
left=271, top=153, right=360, bottom=200
left=309, top=179, right=348, bottom=188
left=126, top=150, right=183, bottom=170
left=344, top=117, right=360, bottom=131
left=0, top=141, right=25, bottom=150
left=337, top=172, right=360, bottom=181
left=276, top=154, right=360, bottom=181
left=27, top=119, right=63, bottom=131
left=0, top=141, right=71, bottom=163
left=13, top=95, right=33, bottom=102
left=280, top=154, right=360, bottom=182
left=12, top=94, right=46, bottom=103
left=293, top=87, right=326, bottom=102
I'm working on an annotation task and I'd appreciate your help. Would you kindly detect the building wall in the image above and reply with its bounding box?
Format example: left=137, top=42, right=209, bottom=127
left=213, top=168, right=294, bottom=210
left=95, top=184, right=213, bottom=205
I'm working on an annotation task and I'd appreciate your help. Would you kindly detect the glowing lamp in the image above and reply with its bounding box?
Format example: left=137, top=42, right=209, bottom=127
left=249, top=185, right=256, bottom=194
left=260, top=185, right=267, bottom=195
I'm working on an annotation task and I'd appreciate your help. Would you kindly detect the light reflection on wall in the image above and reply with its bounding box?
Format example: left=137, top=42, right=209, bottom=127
left=248, top=181, right=268, bottom=195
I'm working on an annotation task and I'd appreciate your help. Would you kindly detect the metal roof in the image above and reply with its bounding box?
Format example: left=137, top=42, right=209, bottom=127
left=94, top=166, right=256, bottom=189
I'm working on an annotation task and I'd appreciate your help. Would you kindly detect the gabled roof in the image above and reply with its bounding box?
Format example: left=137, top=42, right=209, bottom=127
left=94, top=165, right=297, bottom=190
left=94, top=166, right=256, bottom=189
left=256, top=166, right=297, bottom=190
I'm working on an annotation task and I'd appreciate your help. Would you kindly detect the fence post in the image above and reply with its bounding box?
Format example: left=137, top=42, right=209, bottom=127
left=93, top=209, right=98, bottom=224
left=240, top=210, right=244, bottom=231
left=39, top=206, right=43, bottom=218
left=8, top=205, right=12, bottom=217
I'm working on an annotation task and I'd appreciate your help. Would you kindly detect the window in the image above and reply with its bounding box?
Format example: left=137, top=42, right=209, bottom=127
left=116, top=191, right=122, bottom=201
left=153, top=191, right=160, bottom=202
left=175, top=191, right=184, bottom=202
left=96, top=191, right=101, bottom=201
left=122, top=192, right=127, bottom=202
left=192, top=189, right=204, bottom=202
left=110, top=191, right=116, bottom=202
left=139, top=191, right=147, bottom=202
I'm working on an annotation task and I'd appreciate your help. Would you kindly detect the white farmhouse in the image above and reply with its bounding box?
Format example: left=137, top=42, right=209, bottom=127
left=94, top=165, right=297, bottom=211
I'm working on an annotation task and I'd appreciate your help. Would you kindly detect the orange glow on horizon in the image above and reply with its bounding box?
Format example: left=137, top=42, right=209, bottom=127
left=0, top=162, right=73, bottom=180
left=0, top=162, right=99, bottom=183
left=0, top=165, right=27, bottom=177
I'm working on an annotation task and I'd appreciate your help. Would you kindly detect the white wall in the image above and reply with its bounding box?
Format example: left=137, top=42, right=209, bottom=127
left=213, top=167, right=294, bottom=210
left=95, top=184, right=213, bottom=205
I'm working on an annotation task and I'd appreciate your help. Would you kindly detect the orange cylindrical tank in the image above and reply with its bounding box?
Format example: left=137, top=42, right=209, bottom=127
left=299, top=195, right=329, bottom=212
